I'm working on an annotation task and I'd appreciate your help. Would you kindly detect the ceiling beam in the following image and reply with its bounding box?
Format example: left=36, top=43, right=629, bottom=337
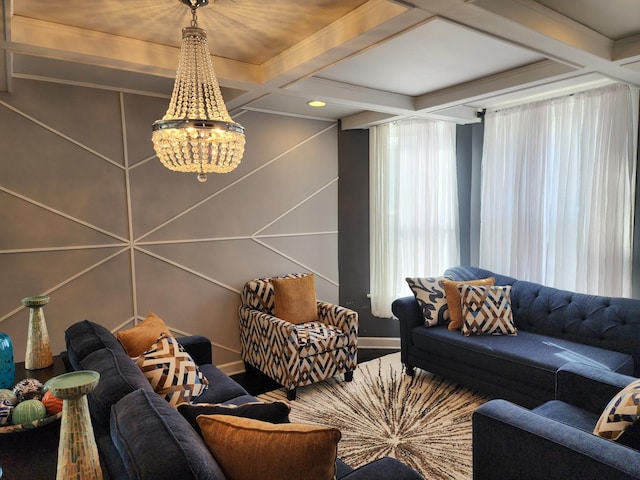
left=2, top=15, right=261, bottom=89
left=415, top=59, right=577, bottom=110
left=284, top=77, right=414, bottom=113
left=261, top=0, right=409, bottom=83
left=226, top=3, right=432, bottom=111
left=466, top=0, right=613, bottom=60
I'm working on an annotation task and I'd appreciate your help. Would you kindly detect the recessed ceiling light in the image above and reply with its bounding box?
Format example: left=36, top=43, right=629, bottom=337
left=307, top=100, right=327, bottom=108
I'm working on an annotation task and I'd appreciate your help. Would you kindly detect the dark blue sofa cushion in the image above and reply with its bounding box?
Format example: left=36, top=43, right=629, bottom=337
left=339, top=457, right=423, bottom=480
left=65, top=320, right=125, bottom=369
left=411, top=325, right=634, bottom=394
left=111, top=388, right=226, bottom=480
left=532, top=400, right=599, bottom=433
left=194, top=364, right=253, bottom=404
left=511, top=281, right=640, bottom=374
left=80, top=347, right=154, bottom=427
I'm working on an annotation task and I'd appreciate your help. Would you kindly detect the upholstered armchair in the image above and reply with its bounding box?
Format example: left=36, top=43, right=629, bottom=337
left=239, top=274, right=358, bottom=400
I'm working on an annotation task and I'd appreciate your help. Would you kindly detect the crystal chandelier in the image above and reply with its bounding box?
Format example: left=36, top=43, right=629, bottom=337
left=152, top=0, right=245, bottom=183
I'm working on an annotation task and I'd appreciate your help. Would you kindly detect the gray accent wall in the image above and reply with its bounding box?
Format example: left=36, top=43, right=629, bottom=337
left=0, top=78, right=339, bottom=369
left=338, top=125, right=399, bottom=338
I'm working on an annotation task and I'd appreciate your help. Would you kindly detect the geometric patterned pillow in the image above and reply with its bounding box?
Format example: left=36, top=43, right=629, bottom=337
left=406, top=276, right=453, bottom=327
left=136, top=334, right=208, bottom=407
left=459, top=284, right=517, bottom=336
left=594, top=379, right=640, bottom=441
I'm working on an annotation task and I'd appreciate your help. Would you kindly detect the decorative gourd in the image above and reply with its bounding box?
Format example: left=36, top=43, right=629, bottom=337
left=13, top=378, right=43, bottom=402
left=0, top=399, right=13, bottom=426
left=0, top=388, right=17, bottom=405
left=42, top=390, right=63, bottom=415
left=11, top=399, right=46, bottom=425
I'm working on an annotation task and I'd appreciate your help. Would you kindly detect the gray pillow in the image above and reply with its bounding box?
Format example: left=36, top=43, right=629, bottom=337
left=80, top=348, right=153, bottom=427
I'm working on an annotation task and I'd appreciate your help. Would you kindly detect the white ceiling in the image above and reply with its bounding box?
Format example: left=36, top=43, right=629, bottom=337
left=2, top=0, right=640, bottom=128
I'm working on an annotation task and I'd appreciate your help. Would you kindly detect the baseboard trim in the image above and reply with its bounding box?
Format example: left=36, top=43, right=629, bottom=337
left=358, top=336, right=401, bottom=349
left=218, top=337, right=401, bottom=376
left=219, top=360, right=245, bottom=376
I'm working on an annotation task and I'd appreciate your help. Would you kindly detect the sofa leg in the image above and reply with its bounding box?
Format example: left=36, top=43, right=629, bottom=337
left=405, top=365, right=415, bottom=376
left=286, top=388, right=297, bottom=401
left=345, top=371, right=354, bottom=382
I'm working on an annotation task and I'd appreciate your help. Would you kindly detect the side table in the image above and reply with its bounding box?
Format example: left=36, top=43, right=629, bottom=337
left=0, top=355, right=67, bottom=480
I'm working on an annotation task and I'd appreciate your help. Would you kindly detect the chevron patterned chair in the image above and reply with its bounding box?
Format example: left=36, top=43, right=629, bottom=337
left=239, top=273, right=358, bottom=400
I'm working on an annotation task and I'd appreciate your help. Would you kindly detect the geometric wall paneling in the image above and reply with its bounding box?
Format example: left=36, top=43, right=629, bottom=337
left=133, top=250, right=242, bottom=366
left=256, top=233, right=339, bottom=291
left=0, top=248, right=133, bottom=362
left=127, top=157, right=223, bottom=240
left=139, top=238, right=314, bottom=291
left=0, top=247, right=128, bottom=319
left=127, top=109, right=335, bottom=240
left=140, top=121, right=338, bottom=243
left=256, top=180, right=338, bottom=235
left=0, top=79, right=125, bottom=164
left=234, top=111, right=337, bottom=170
left=0, top=104, right=129, bottom=239
left=121, top=93, right=168, bottom=166
left=1, top=78, right=340, bottom=370
left=139, top=239, right=268, bottom=289
left=0, top=191, right=124, bottom=250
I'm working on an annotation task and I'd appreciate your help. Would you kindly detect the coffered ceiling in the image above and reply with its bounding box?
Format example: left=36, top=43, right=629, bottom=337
left=2, top=0, right=640, bottom=128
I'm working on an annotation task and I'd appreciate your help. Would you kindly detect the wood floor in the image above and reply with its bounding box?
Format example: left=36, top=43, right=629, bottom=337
left=231, top=348, right=398, bottom=396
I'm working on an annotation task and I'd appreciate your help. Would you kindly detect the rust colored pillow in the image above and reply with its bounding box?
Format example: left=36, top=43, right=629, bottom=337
left=197, top=414, right=341, bottom=480
left=442, top=277, right=495, bottom=331
left=272, top=275, right=318, bottom=324
left=116, top=312, right=171, bottom=357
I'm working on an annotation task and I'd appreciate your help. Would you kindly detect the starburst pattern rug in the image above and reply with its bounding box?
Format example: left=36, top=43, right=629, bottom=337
left=258, top=353, right=487, bottom=479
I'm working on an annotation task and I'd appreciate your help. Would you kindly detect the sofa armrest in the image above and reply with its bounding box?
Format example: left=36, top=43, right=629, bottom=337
left=337, top=457, right=423, bottom=480
left=556, top=363, right=636, bottom=415
left=317, top=301, right=358, bottom=340
left=177, top=335, right=212, bottom=365
left=473, top=399, right=640, bottom=480
left=391, top=296, right=423, bottom=365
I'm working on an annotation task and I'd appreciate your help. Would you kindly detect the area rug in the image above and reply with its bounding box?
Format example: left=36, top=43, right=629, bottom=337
left=258, top=353, right=487, bottom=479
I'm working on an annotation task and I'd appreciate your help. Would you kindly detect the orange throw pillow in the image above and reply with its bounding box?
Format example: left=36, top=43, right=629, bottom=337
left=197, top=415, right=341, bottom=480
left=272, top=275, right=318, bottom=324
left=116, top=312, right=171, bottom=357
left=442, top=277, right=495, bottom=331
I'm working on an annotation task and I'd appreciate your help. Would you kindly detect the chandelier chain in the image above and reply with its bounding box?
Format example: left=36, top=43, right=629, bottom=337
left=190, top=6, right=198, bottom=28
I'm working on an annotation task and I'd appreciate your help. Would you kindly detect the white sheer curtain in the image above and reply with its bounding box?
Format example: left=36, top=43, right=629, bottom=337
left=370, top=118, right=459, bottom=317
left=480, top=83, right=636, bottom=296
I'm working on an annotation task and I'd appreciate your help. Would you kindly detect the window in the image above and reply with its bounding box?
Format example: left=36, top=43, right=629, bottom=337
left=370, top=118, right=459, bottom=317
left=480, top=83, right=637, bottom=296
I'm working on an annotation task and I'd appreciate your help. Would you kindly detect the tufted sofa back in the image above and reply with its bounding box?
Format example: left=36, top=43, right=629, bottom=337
left=445, top=266, right=640, bottom=375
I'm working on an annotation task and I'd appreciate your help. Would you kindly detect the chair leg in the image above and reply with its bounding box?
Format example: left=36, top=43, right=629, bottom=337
left=286, top=388, right=297, bottom=401
left=344, top=371, right=354, bottom=382
left=405, top=365, right=415, bottom=376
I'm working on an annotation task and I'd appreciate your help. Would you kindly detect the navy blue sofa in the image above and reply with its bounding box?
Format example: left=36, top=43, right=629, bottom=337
left=392, top=266, right=640, bottom=408
left=473, top=362, right=640, bottom=479
left=64, top=320, right=422, bottom=480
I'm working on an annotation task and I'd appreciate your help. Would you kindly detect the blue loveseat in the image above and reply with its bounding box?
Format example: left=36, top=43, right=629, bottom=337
left=64, top=320, right=422, bottom=480
left=392, top=266, right=640, bottom=408
left=473, top=362, right=640, bottom=479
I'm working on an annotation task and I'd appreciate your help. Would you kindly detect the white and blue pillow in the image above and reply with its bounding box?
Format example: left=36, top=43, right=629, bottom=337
left=406, top=276, right=453, bottom=327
